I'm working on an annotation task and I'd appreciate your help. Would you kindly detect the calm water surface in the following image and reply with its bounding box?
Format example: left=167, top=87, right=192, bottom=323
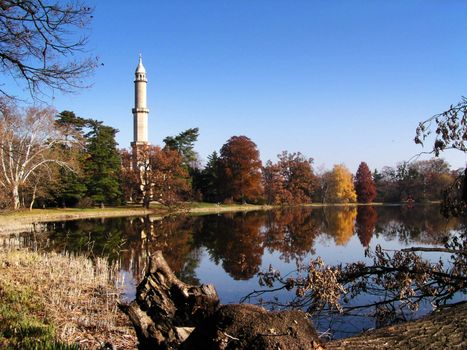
left=3, top=205, right=465, bottom=339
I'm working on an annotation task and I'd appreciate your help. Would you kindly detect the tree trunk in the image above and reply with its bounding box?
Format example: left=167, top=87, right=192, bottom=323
left=12, top=185, right=20, bottom=210
left=29, top=183, right=38, bottom=211
left=121, top=251, right=220, bottom=349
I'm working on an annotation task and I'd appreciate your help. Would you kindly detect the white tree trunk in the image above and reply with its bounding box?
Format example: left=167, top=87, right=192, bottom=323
left=12, top=185, right=20, bottom=210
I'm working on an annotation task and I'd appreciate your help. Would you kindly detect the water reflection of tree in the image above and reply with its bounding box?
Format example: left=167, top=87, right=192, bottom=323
left=323, top=207, right=357, bottom=245
left=356, top=206, right=378, bottom=247
left=262, top=208, right=321, bottom=263
left=196, top=212, right=264, bottom=280
left=120, top=216, right=202, bottom=284
left=375, top=205, right=462, bottom=245
left=44, top=219, right=127, bottom=261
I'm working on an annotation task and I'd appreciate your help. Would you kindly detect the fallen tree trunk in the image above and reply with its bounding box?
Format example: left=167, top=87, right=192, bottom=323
left=121, top=251, right=220, bottom=349
left=122, top=250, right=324, bottom=350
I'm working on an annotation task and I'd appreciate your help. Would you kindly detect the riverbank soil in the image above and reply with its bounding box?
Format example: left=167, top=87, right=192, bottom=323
left=0, top=249, right=137, bottom=349
left=326, top=302, right=467, bottom=349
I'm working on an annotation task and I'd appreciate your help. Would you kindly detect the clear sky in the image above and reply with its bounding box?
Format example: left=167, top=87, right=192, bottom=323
left=33, top=1, right=467, bottom=171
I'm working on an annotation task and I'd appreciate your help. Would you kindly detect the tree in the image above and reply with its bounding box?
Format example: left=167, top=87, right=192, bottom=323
left=324, top=164, right=357, bottom=203
left=218, top=136, right=263, bottom=203
left=354, top=162, right=376, bottom=203
left=163, top=128, right=200, bottom=167
left=415, top=98, right=467, bottom=216
left=120, top=148, right=141, bottom=203
left=51, top=110, right=87, bottom=207
left=0, top=99, right=73, bottom=209
left=198, top=151, right=222, bottom=202
left=263, top=151, right=316, bottom=205
left=84, top=120, right=122, bottom=206
left=415, top=97, right=467, bottom=156
left=135, top=145, right=191, bottom=209
left=324, top=206, right=357, bottom=245
left=263, top=160, right=289, bottom=205
left=0, top=0, right=97, bottom=98
left=356, top=206, right=378, bottom=247
left=410, top=158, right=454, bottom=202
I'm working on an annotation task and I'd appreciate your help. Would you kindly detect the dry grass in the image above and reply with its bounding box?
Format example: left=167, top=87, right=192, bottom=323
left=0, top=248, right=137, bottom=349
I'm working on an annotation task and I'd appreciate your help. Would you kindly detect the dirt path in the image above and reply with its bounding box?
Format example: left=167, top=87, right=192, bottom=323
left=326, top=302, right=467, bottom=350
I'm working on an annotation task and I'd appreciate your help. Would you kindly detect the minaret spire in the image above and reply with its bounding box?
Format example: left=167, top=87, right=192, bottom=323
left=132, top=54, right=149, bottom=150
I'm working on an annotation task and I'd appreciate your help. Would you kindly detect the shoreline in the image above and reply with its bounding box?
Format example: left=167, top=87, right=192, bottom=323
left=0, top=202, right=435, bottom=235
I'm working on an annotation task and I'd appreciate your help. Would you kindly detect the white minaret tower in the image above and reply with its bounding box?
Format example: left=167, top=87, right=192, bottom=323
left=132, top=54, right=149, bottom=150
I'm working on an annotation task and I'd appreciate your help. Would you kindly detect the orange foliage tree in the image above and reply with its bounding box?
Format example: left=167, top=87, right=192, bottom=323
left=219, top=136, right=263, bottom=203
left=324, top=206, right=357, bottom=245
left=325, top=164, right=357, bottom=203
left=354, top=161, right=376, bottom=203
left=263, top=151, right=316, bottom=205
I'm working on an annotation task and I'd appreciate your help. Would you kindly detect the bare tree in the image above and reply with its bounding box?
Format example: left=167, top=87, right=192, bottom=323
left=0, top=98, right=74, bottom=209
left=0, top=0, right=97, bottom=98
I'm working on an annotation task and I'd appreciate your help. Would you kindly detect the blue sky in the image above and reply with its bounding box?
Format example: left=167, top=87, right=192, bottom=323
left=27, top=1, right=467, bottom=171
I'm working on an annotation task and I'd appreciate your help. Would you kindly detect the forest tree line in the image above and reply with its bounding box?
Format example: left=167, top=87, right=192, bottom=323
left=0, top=102, right=461, bottom=210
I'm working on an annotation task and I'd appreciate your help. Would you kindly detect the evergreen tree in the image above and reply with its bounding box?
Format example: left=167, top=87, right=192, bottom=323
left=354, top=162, right=377, bottom=203
left=200, top=151, right=222, bottom=202
left=84, top=120, right=122, bottom=206
left=163, top=127, right=200, bottom=167
left=52, top=111, right=88, bottom=207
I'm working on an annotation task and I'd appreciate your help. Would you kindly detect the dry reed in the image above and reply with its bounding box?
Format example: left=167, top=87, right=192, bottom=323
left=0, top=248, right=137, bottom=349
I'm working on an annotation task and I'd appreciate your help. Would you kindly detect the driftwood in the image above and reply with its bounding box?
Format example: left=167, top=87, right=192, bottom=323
left=121, top=251, right=220, bottom=349
left=123, top=251, right=323, bottom=350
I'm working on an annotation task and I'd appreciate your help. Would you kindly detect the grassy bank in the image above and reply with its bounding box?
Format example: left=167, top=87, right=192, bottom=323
left=0, top=249, right=136, bottom=349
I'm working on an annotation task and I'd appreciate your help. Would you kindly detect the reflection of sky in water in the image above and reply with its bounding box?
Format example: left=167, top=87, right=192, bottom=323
left=174, top=226, right=462, bottom=338
left=193, top=232, right=446, bottom=305
left=6, top=205, right=466, bottom=340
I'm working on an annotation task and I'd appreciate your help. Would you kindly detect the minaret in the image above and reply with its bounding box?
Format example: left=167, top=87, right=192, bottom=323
left=131, top=54, right=149, bottom=154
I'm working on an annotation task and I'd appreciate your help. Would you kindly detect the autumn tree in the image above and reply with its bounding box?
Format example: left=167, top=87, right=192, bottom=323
left=0, top=100, right=73, bottom=209
left=324, top=164, right=357, bottom=203
left=120, top=148, right=141, bottom=203
left=135, top=145, right=191, bottom=209
left=354, top=161, right=376, bottom=203
left=0, top=0, right=97, bottom=98
left=324, top=206, right=357, bottom=245
left=415, top=98, right=467, bottom=216
left=218, top=136, right=263, bottom=203
left=263, top=160, right=287, bottom=204
left=356, top=206, right=378, bottom=247
left=263, top=151, right=316, bottom=204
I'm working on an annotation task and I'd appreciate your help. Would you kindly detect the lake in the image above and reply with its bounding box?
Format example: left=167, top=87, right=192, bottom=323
left=2, top=204, right=465, bottom=339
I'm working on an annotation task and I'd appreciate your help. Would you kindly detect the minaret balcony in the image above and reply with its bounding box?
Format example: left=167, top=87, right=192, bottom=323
left=132, top=108, right=149, bottom=114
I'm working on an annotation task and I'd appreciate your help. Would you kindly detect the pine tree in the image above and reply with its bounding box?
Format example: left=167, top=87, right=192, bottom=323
left=84, top=120, right=123, bottom=206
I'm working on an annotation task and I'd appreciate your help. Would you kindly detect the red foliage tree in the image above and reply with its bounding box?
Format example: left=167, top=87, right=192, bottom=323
left=354, top=161, right=376, bottom=203
left=263, top=151, right=316, bottom=204
left=134, top=145, right=191, bottom=208
left=356, top=206, right=378, bottom=247
left=219, top=136, right=263, bottom=203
